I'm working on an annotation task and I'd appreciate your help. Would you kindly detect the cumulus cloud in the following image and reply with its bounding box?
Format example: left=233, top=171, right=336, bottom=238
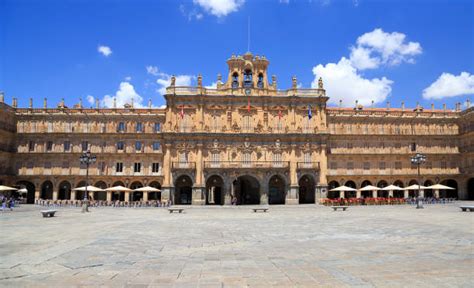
left=86, top=95, right=95, bottom=105
left=349, top=28, right=421, bottom=70
left=97, top=45, right=112, bottom=57
left=422, top=72, right=474, bottom=99
left=100, top=82, right=144, bottom=108
left=312, top=57, right=393, bottom=106
left=157, top=74, right=195, bottom=95
left=193, top=0, right=245, bottom=17
left=146, top=66, right=159, bottom=76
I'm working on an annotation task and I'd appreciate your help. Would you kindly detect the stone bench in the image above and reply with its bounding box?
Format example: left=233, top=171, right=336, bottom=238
left=168, top=208, right=185, bottom=213
left=252, top=208, right=269, bottom=213
left=41, top=210, right=57, bottom=217
left=459, top=206, right=474, bottom=212
left=331, top=206, right=349, bottom=211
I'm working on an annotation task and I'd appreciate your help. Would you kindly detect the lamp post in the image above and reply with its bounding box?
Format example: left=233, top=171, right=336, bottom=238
left=410, top=153, right=426, bottom=209
left=80, top=150, right=96, bottom=212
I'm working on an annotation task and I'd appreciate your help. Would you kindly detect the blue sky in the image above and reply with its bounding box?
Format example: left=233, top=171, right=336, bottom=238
left=1, top=0, right=473, bottom=109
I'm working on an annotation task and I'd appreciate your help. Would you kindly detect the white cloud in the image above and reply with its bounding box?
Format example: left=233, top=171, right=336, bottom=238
left=349, top=28, right=421, bottom=70
left=193, top=0, right=244, bottom=17
left=279, top=0, right=290, bottom=3
left=124, top=76, right=132, bottom=81
left=146, top=66, right=159, bottom=76
left=86, top=95, right=95, bottom=105
left=97, top=45, right=112, bottom=57
left=422, top=72, right=474, bottom=99
left=157, top=74, right=195, bottom=95
left=100, top=82, right=144, bottom=108
left=312, top=57, right=393, bottom=106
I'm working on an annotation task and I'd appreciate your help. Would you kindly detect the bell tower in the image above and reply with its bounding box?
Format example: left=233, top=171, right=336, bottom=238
left=222, top=52, right=272, bottom=90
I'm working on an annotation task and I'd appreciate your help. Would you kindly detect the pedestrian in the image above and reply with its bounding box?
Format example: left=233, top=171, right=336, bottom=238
left=1, top=197, right=5, bottom=212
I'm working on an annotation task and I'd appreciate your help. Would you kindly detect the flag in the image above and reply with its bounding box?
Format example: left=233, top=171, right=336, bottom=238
left=179, top=105, right=184, bottom=119
left=308, top=105, right=312, bottom=119
left=278, top=108, right=282, bottom=120
left=247, top=97, right=250, bottom=112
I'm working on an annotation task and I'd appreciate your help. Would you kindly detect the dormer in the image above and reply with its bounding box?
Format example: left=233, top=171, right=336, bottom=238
left=222, top=52, right=272, bottom=90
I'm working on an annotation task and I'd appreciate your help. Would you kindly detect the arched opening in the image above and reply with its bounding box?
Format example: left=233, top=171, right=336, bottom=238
left=76, top=181, right=87, bottom=200
left=16, top=181, right=35, bottom=204
left=424, top=180, right=434, bottom=198
left=257, top=73, right=264, bottom=88
left=440, top=179, right=458, bottom=198
left=468, top=178, right=474, bottom=200
left=234, top=175, right=260, bottom=205
left=232, top=72, right=239, bottom=88
left=175, top=175, right=193, bottom=205
left=328, top=181, right=340, bottom=199
left=377, top=180, right=388, bottom=198
left=345, top=180, right=357, bottom=198
left=41, top=181, right=53, bottom=200
left=148, top=181, right=162, bottom=201
left=130, top=181, right=144, bottom=201
left=393, top=180, right=405, bottom=198
left=407, top=179, right=419, bottom=197
left=94, top=181, right=107, bottom=200
left=360, top=180, right=372, bottom=198
left=268, top=175, right=286, bottom=205
left=206, top=175, right=224, bottom=205
left=111, top=181, right=125, bottom=201
left=58, top=181, right=71, bottom=200
left=298, top=175, right=315, bottom=204
left=243, top=69, right=253, bottom=88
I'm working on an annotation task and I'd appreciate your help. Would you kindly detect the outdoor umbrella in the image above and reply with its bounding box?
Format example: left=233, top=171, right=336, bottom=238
left=329, top=185, right=357, bottom=192
left=427, top=184, right=454, bottom=198
left=105, top=185, right=132, bottom=192
left=0, top=185, right=18, bottom=191
left=133, top=186, right=161, bottom=192
left=73, top=185, right=105, bottom=192
left=403, top=184, right=428, bottom=190
left=381, top=185, right=404, bottom=191
left=17, top=188, right=28, bottom=194
left=359, top=185, right=380, bottom=191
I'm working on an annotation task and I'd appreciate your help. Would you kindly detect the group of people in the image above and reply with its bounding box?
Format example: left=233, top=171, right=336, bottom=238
left=35, top=198, right=173, bottom=208
left=1, top=195, right=16, bottom=211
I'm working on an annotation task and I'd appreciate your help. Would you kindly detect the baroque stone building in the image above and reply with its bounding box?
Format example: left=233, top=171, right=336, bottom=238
left=1, top=52, right=473, bottom=204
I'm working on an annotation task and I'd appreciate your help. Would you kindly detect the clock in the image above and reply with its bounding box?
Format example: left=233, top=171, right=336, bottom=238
left=245, top=88, right=251, bottom=95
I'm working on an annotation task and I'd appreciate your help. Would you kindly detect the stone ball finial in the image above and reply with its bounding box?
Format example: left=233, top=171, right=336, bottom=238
left=13, top=98, right=18, bottom=108
left=113, top=97, right=117, bottom=108
left=197, top=74, right=203, bottom=87
left=292, top=76, right=297, bottom=89
left=44, top=97, right=47, bottom=109
left=29, top=98, right=33, bottom=108
left=318, top=77, right=324, bottom=89
left=170, top=75, right=176, bottom=87
left=0, top=91, right=4, bottom=103
left=148, top=98, right=152, bottom=108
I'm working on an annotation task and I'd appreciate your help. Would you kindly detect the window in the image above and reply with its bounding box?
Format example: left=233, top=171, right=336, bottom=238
left=136, top=122, right=143, bottom=133
left=117, top=141, right=124, bottom=151
left=134, top=162, right=141, bottom=173
left=395, top=161, right=402, bottom=170
left=347, top=162, right=354, bottom=170
left=44, top=162, right=51, bottom=169
left=304, top=152, right=311, bottom=163
left=379, top=125, right=384, bottom=134
left=330, top=162, right=337, bottom=170
left=64, top=141, right=70, bottom=152
left=363, top=162, right=370, bottom=170
left=152, top=163, right=160, bottom=173
left=243, top=69, right=253, bottom=88
left=153, top=142, right=161, bottom=151
left=441, top=161, right=447, bottom=169
left=347, top=142, right=353, bottom=149
left=99, top=162, right=105, bottom=174
left=154, top=123, right=161, bottom=132
left=394, top=126, right=400, bottom=134
left=118, top=122, right=125, bottom=132
left=81, top=141, right=88, bottom=152
left=46, top=141, right=53, bottom=152
left=257, top=73, right=264, bottom=88
left=62, top=161, right=68, bottom=169
left=116, top=162, right=123, bottom=173
left=28, top=141, right=35, bottom=152
left=303, top=117, right=312, bottom=133
left=211, top=115, right=221, bottom=132
left=47, top=122, right=53, bottom=133
left=135, top=141, right=142, bottom=151
left=211, top=152, right=220, bottom=163
left=363, top=125, right=369, bottom=134
left=232, top=72, right=239, bottom=88
left=242, top=152, right=251, bottom=166
left=272, top=153, right=282, bottom=167
left=65, top=122, right=72, bottom=133
left=346, top=125, right=352, bottom=134
left=379, top=162, right=386, bottom=170
left=242, top=115, right=252, bottom=132
left=395, top=143, right=401, bottom=149
left=179, top=152, right=188, bottom=166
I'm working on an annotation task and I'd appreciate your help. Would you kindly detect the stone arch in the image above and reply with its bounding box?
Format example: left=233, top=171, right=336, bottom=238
left=377, top=180, right=389, bottom=197
left=268, top=174, right=286, bottom=205
left=149, top=181, right=162, bottom=201
left=328, top=180, right=340, bottom=199
left=93, top=181, right=107, bottom=200
left=75, top=180, right=87, bottom=200
left=424, top=180, right=434, bottom=198
left=344, top=180, right=357, bottom=198
left=468, top=178, right=474, bottom=200
left=407, top=179, right=419, bottom=197
left=298, top=174, right=315, bottom=204
left=440, top=179, right=458, bottom=198
left=175, top=175, right=193, bottom=205
left=58, top=181, right=72, bottom=200
left=361, top=180, right=372, bottom=187
left=41, top=180, right=53, bottom=200
left=206, top=175, right=224, bottom=205
left=111, top=181, right=125, bottom=201
left=16, top=181, right=35, bottom=204
left=130, top=181, right=144, bottom=201
left=234, top=175, right=260, bottom=205
left=393, top=180, right=404, bottom=188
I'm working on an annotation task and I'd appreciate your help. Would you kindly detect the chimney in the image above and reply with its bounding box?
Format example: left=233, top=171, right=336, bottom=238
left=13, top=98, right=18, bottom=108
left=44, top=98, right=47, bottom=109
left=355, top=100, right=358, bottom=109
left=0, top=91, right=4, bottom=103
left=371, top=100, right=374, bottom=108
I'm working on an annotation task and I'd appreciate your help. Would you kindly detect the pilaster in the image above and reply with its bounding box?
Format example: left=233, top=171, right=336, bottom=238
left=192, top=186, right=205, bottom=205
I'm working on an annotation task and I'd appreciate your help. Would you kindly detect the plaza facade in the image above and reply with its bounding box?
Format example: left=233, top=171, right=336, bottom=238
left=0, top=52, right=473, bottom=204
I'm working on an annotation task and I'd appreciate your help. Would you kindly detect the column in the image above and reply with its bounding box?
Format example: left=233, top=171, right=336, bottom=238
left=143, top=192, right=148, bottom=202
left=35, top=190, right=40, bottom=200
left=53, top=190, right=58, bottom=201
left=356, top=190, right=361, bottom=198
left=419, top=190, right=424, bottom=198
left=404, top=190, right=409, bottom=198
left=161, top=143, right=172, bottom=202
left=388, top=190, right=393, bottom=197
left=192, top=143, right=205, bottom=205
left=434, top=189, right=440, bottom=198
left=372, top=190, right=377, bottom=198
left=125, top=192, right=130, bottom=202
left=106, top=191, right=112, bottom=202
left=225, top=180, right=233, bottom=205
left=286, top=144, right=298, bottom=205
left=70, top=191, right=76, bottom=200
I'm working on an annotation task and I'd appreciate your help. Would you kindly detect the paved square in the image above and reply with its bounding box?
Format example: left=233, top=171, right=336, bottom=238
left=1, top=203, right=473, bottom=287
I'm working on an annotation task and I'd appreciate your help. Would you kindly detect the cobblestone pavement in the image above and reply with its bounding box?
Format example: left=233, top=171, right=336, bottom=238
left=1, top=203, right=473, bottom=287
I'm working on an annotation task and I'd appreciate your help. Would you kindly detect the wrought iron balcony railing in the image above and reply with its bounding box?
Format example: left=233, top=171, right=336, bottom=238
left=297, top=162, right=320, bottom=170
left=204, top=161, right=290, bottom=169
left=172, top=162, right=196, bottom=169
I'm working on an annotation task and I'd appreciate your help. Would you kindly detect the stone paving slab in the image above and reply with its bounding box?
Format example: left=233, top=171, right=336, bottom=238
left=0, top=203, right=473, bottom=287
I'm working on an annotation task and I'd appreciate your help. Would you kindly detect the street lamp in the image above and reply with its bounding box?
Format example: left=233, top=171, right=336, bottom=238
left=410, top=153, right=426, bottom=209
left=80, top=150, right=96, bottom=212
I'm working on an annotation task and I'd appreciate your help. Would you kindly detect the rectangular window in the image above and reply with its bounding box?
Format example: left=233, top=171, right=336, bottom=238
left=44, top=162, right=51, bottom=169
left=116, top=162, right=123, bottom=173
left=62, top=161, right=68, bottom=169
left=63, top=141, right=70, bottom=152
left=242, top=152, right=251, bottom=166
left=135, top=141, right=142, bottom=151
left=304, top=152, right=311, bottom=163
left=134, top=162, right=141, bottom=173
left=153, top=142, right=161, bottom=151
left=272, top=153, right=282, bottom=167
left=152, top=163, right=160, bottom=173
left=46, top=141, right=53, bottom=151
left=154, top=123, right=161, bottom=132
left=363, top=162, right=370, bottom=170
left=47, top=122, right=53, bottom=133
left=101, top=123, right=107, bottom=133
left=441, top=161, right=447, bottom=169
left=330, top=162, right=337, bottom=170
left=242, top=115, right=252, bottom=132
left=99, top=162, right=105, bottom=173
left=347, top=162, right=354, bottom=170
left=179, top=152, right=188, bottom=163
left=136, top=122, right=143, bottom=132
left=29, top=141, right=35, bottom=152
left=395, top=161, right=402, bottom=170
left=118, top=122, right=125, bottom=132
left=379, top=162, right=386, bottom=170
left=81, top=141, right=88, bottom=151
left=117, top=141, right=124, bottom=151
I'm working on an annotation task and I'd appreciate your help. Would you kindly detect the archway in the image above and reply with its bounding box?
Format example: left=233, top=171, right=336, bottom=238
left=76, top=181, right=87, bottom=200
left=424, top=180, right=434, bottom=198
left=16, top=181, right=35, bottom=204
left=94, top=181, right=107, bottom=200
left=377, top=180, right=388, bottom=198
left=468, top=178, right=474, bottom=200
left=149, top=181, right=162, bottom=201
left=130, top=181, right=144, bottom=201
left=41, top=181, right=53, bottom=199
left=440, top=179, right=458, bottom=198
left=206, top=175, right=224, bottom=205
left=345, top=180, right=357, bottom=198
left=328, top=181, right=340, bottom=199
left=393, top=180, right=405, bottom=198
left=111, top=181, right=125, bottom=201
left=361, top=180, right=373, bottom=198
left=268, top=175, right=286, bottom=205
left=408, top=179, right=419, bottom=198
left=58, top=181, right=71, bottom=200
left=234, top=175, right=260, bottom=205
left=298, top=175, right=315, bottom=204
left=175, top=175, right=193, bottom=205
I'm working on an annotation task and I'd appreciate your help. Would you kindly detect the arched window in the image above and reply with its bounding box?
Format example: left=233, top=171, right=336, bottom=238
left=243, top=69, right=253, bottom=88
left=232, top=72, right=239, bottom=88
left=257, top=73, right=264, bottom=88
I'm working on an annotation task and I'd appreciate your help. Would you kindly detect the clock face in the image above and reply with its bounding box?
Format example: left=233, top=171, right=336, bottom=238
left=245, top=88, right=251, bottom=95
